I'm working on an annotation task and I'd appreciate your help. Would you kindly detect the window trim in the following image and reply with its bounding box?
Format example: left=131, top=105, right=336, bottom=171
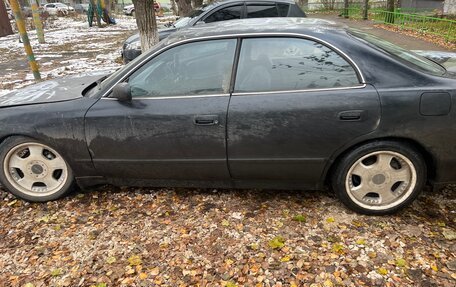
left=102, top=93, right=230, bottom=101
left=100, top=33, right=366, bottom=100
left=232, top=84, right=367, bottom=96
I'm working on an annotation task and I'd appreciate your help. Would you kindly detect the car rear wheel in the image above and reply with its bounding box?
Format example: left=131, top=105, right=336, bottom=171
left=0, top=137, right=74, bottom=202
left=331, top=141, right=426, bottom=215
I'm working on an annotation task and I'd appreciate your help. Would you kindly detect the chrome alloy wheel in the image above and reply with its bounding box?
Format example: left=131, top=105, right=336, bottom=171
left=345, top=151, right=417, bottom=210
left=3, top=143, right=69, bottom=197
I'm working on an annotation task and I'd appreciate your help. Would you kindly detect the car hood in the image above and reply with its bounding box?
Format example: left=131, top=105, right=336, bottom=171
left=0, top=73, right=105, bottom=108
left=125, top=27, right=178, bottom=45
left=159, top=27, right=178, bottom=40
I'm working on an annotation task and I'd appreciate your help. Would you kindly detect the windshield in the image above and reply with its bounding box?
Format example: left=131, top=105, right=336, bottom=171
left=349, top=29, right=446, bottom=76
left=173, top=5, right=210, bottom=28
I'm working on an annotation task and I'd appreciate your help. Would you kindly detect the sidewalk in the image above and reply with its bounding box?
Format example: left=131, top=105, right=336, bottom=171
left=311, top=12, right=454, bottom=52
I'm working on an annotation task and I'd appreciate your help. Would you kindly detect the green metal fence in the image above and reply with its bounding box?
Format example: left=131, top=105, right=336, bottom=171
left=340, top=8, right=456, bottom=43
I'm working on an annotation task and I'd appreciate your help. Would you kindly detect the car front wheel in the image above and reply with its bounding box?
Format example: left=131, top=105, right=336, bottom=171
left=0, top=137, right=74, bottom=202
left=331, top=141, right=426, bottom=215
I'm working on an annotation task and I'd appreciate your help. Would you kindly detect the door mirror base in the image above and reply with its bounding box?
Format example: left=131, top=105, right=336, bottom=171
left=112, top=83, right=132, bottom=102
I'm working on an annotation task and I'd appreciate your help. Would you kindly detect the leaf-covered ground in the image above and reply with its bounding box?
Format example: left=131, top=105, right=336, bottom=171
left=0, top=186, right=455, bottom=286
left=0, top=13, right=455, bottom=287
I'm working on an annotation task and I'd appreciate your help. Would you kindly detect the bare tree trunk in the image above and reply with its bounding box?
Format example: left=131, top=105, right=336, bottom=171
left=192, top=0, right=203, bottom=8
left=363, top=0, right=368, bottom=20
left=170, top=0, right=178, bottom=15
left=132, top=0, right=159, bottom=52
left=0, top=0, right=13, bottom=37
left=110, top=0, right=117, bottom=12
left=175, top=0, right=192, bottom=16
left=385, top=0, right=395, bottom=23
left=343, top=0, right=349, bottom=18
left=387, top=0, right=395, bottom=11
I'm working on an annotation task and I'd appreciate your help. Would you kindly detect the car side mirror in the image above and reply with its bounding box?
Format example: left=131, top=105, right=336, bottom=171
left=195, top=20, right=205, bottom=25
left=112, top=82, right=132, bottom=102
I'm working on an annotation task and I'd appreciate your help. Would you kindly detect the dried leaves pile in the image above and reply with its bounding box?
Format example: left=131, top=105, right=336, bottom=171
left=0, top=185, right=454, bottom=287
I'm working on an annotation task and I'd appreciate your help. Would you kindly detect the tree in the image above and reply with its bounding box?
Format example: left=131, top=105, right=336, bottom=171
left=175, top=0, right=192, bottom=16
left=170, top=0, right=178, bottom=15
left=343, top=0, right=349, bottom=18
left=0, top=0, right=13, bottom=37
left=363, top=0, right=368, bottom=20
left=385, top=0, right=395, bottom=23
left=132, top=0, right=159, bottom=52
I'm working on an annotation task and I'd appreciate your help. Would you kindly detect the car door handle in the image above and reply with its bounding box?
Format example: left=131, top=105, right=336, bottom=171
left=338, top=110, right=365, bottom=121
left=194, top=115, right=219, bottom=126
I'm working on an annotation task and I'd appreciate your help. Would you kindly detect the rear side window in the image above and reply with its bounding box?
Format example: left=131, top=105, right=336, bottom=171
left=234, top=38, right=360, bottom=93
left=246, top=4, right=278, bottom=18
left=204, top=5, right=243, bottom=23
left=277, top=3, right=289, bottom=16
left=349, top=29, right=446, bottom=76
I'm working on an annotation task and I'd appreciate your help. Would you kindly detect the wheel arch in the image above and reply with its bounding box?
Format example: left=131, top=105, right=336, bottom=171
left=0, top=134, right=39, bottom=146
left=323, top=137, right=435, bottom=187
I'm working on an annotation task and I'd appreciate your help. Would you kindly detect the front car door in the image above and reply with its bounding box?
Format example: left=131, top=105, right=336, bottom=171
left=227, top=36, right=381, bottom=187
left=85, top=39, right=237, bottom=181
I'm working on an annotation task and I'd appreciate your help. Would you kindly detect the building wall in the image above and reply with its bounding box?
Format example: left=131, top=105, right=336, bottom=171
left=400, top=0, right=444, bottom=11
left=443, top=0, right=456, bottom=14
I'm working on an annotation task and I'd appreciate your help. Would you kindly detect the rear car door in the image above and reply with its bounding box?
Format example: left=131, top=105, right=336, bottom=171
left=227, top=37, right=381, bottom=185
left=85, top=39, right=237, bottom=181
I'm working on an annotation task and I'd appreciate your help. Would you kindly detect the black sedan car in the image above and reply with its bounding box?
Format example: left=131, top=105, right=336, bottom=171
left=1, top=18, right=455, bottom=215
left=122, top=0, right=306, bottom=63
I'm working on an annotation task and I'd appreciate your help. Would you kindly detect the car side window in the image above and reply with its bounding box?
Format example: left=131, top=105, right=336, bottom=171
left=204, top=5, right=243, bottom=23
left=246, top=4, right=278, bottom=18
left=234, top=38, right=360, bottom=93
left=277, top=3, right=289, bottom=16
left=128, top=39, right=237, bottom=98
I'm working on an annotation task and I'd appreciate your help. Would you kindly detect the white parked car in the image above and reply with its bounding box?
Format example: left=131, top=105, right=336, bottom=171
left=43, top=3, right=74, bottom=16
left=123, top=4, right=135, bottom=16
left=123, top=2, right=160, bottom=16
left=55, top=3, right=75, bottom=12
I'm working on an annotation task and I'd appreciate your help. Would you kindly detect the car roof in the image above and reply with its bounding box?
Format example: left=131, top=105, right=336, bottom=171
left=165, top=18, right=347, bottom=44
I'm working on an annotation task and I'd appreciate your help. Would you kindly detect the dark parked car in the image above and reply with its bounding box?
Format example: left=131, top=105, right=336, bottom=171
left=121, top=0, right=306, bottom=63
left=74, top=3, right=89, bottom=14
left=1, top=18, right=455, bottom=215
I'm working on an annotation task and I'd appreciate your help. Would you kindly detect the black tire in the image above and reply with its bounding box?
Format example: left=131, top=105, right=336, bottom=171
left=331, top=140, right=426, bottom=215
left=0, top=136, right=74, bottom=202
